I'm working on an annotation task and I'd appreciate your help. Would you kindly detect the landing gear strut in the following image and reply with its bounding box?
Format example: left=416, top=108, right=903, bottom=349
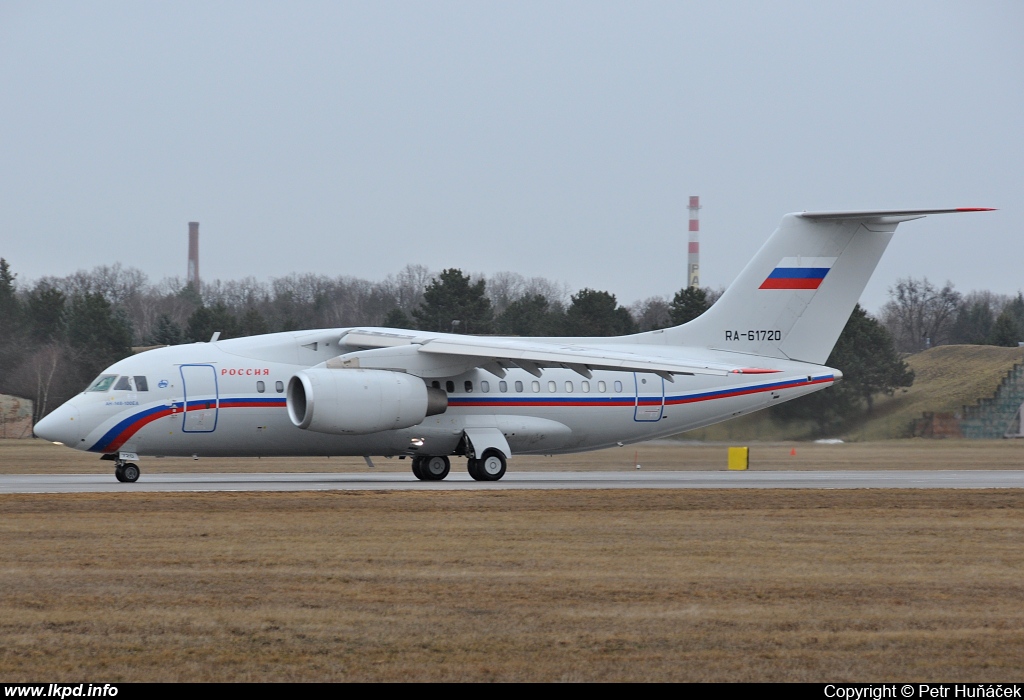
left=114, top=461, right=140, bottom=483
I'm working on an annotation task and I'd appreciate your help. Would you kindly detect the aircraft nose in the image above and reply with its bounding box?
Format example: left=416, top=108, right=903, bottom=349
left=34, top=404, right=82, bottom=444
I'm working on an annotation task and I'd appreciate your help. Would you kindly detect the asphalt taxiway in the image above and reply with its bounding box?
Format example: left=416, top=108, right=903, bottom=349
left=3, top=470, right=1024, bottom=494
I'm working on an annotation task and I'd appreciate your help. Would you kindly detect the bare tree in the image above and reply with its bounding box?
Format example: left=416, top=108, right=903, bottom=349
left=8, top=343, right=65, bottom=424
left=880, top=277, right=962, bottom=353
left=629, top=296, right=672, bottom=331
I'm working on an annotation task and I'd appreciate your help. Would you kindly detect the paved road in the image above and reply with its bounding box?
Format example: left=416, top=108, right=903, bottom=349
left=4, top=470, right=1024, bottom=493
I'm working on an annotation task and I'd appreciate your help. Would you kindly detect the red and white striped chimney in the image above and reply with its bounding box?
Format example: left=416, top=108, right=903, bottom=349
left=187, top=222, right=200, bottom=289
left=687, top=196, right=700, bottom=288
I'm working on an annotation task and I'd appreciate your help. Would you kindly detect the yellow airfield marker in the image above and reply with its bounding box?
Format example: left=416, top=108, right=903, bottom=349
left=728, top=446, right=749, bottom=471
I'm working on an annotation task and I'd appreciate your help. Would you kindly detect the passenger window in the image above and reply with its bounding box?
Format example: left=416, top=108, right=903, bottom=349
left=134, top=376, right=149, bottom=391
left=432, top=380, right=440, bottom=389
left=614, top=380, right=623, bottom=392
left=531, top=381, right=540, bottom=393
left=276, top=381, right=284, bottom=393
left=446, top=380, right=455, bottom=393
left=548, top=381, right=557, bottom=392
left=582, top=381, right=590, bottom=393
left=499, top=380, right=508, bottom=392
left=598, top=381, right=607, bottom=392
left=464, top=381, right=473, bottom=393
left=113, top=376, right=132, bottom=391
left=481, top=380, right=490, bottom=393
left=257, top=381, right=265, bottom=393
left=515, top=381, right=524, bottom=393
left=565, top=381, right=573, bottom=393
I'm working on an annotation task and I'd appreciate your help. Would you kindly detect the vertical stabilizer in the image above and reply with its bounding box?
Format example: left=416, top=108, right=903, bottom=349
left=634, top=208, right=993, bottom=365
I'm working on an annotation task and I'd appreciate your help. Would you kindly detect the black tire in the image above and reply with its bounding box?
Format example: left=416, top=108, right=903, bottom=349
left=114, top=466, right=127, bottom=483
left=467, top=458, right=482, bottom=481
left=411, top=457, right=425, bottom=480
left=476, top=450, right=506, bottom=481
left=121, top=463, right=140, bottom=483
left=421, top=455, right=450, bottom=481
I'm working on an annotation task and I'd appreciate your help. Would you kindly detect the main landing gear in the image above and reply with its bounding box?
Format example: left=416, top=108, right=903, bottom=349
left=467, top=449, right=506, bottom=482
left=114, top=461, right=140, bottom=483
left=412, top=455, right=451, bottom=481
left=410, top=451, right=508, bottom=482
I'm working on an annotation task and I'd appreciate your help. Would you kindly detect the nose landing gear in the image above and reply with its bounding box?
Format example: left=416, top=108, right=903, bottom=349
left=114, top=461, right=140, bottom=483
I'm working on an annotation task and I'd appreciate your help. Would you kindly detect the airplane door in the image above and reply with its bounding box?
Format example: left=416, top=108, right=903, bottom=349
left=634, top=373, right=664, bottom=422
left=180, top=364, right=219, bottom=433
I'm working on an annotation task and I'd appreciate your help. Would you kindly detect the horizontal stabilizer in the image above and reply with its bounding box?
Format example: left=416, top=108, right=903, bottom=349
left=799, top=207, right=995, bottom=222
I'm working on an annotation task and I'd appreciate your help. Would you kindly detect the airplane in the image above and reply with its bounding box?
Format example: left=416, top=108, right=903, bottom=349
left=33, top=207, right=993, bottom=483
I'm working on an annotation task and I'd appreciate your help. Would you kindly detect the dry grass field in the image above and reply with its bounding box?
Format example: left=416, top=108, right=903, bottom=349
left=2, top=489, right=1023, bottom=682
left=3, top=439, right=1024, bottom=681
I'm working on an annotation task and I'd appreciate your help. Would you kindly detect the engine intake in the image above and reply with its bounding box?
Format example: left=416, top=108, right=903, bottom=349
left=287, top=369, right=447, bottom=435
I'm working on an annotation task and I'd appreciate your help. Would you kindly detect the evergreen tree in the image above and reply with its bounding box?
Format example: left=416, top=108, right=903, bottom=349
left=772, top=305, right=914, bottom=431
left=990, top=294, right=1024, bottom=347
left=989, top=311, right=1023, bottom=347
left=669, top=286, right=710, bottom=325
left=0, top=258, right=26, bottom=392
left=147, top=314, right=184, bottom=346
left=0, top=258, right=18, bottom=321
left=186, top=303, right=240, bottom=342
left=949, top=299, right=996, bottom=345
left=383, top=307, right=412, bottom=329
left=564, top=289, right=636, bottom=336
left=65, top=292, right=133, bottom=380
left=412, top=269, right=493, bottom=334
left=238, top=307, right=270, bottom=337
left=26, top=284, right=66, bottom=343
left=495, top=294, right=565, bottom=336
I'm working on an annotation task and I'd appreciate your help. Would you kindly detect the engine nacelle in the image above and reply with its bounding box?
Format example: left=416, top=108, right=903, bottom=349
left=287, top=369, right=447, bottom=435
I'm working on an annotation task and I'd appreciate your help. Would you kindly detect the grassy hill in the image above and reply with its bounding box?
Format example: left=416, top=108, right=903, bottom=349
left=678, top=345, right=1024, bottom=442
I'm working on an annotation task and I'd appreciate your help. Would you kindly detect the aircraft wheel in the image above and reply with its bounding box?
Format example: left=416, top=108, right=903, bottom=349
left=411, top=457, right=425, bottom=480
left=467, top=458, right=482, bottom=480
left=114, top=465, right=127, bottom=483
left=477, top=450, right=506, bottom=481
left=421, top=455, right=450, bottom=481
left=121, top=463, right=140, bottom=483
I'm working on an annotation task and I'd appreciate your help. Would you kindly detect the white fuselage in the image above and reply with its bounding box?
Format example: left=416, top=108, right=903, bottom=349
left=38, top=328, right=837, bottom=460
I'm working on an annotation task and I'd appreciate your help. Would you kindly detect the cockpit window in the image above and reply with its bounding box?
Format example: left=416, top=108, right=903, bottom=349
left=113, top=376, right=132, bottom=391
left=134, top=376, right=149, bottom=392
left=87, top=375, right=118, bottom=392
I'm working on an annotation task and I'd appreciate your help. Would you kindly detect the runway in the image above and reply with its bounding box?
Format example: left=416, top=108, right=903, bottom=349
left=4, top=470, right=1024, bottom=493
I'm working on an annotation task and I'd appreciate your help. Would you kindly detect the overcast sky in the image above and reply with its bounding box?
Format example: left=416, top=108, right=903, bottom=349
left=1, top=1, right=1020, bottom=313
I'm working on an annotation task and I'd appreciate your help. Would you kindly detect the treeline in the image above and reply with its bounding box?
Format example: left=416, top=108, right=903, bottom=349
left=880, top=278, right=1024, bottom=352
left=0, top=259, right=717, bottom=421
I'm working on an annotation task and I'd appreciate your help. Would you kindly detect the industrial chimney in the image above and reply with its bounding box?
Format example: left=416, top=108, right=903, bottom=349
left=187, top=222, right=200, bottom=289
left=687, top=196, right=700, bottom=288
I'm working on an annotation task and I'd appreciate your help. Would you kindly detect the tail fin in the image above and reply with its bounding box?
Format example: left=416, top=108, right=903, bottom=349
left=642, top=208, right=993, bottom=365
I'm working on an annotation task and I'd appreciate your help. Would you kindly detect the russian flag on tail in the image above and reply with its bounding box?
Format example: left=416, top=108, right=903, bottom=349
left=759, top=257, right=837, bottom=290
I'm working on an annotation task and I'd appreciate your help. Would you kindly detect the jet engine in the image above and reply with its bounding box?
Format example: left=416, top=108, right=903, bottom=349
left=287, top=368, right=447, bottom=435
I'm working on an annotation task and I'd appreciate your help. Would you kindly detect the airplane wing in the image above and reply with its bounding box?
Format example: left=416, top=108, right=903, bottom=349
left=338, top=329, right=763, bottom=381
